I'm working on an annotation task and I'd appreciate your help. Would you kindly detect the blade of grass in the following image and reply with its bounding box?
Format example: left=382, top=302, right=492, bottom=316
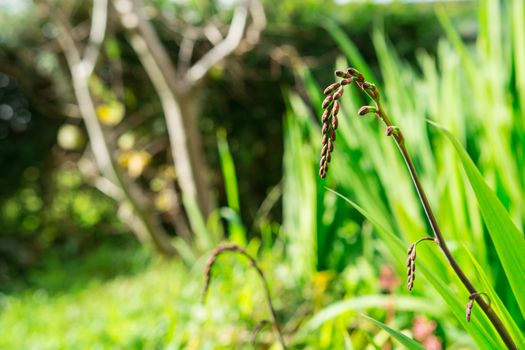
left=300, top=295, right=443, bottom=333
left=462, top=246, right=525, bottom=348
left=217, top=128, right=241, bottom=213
left=432, top=122, right=525, bottom=317
left=326, top=188, right=504, bottom=350
left=217, top=129, right=246, bottom=245
left=322, top=20, right=377, bottom=83
left=363, top=315, right=425, bottom=350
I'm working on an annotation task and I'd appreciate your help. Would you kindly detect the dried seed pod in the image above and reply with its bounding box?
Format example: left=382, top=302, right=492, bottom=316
left=335, top=70, right=347, bottom=78
left=323, top=82, right=341, bottom=95
left=321, top=110, right=330, bottom=123
left=322, top=95, right=333, bottom=109
left=321, top=144, right=327, bottom=157
left=333, top=101, right=340, bottom=116
left=410, top=248, right=416, bottom=260
left=358, top=105, right=377, bottom=116
left=322, top=123, right=329, bottom=134
left=333, top=86, right=344, bottom=100
left=328, top=139, right=334, bottom=152
left=347, top=68, right=358, bottom=76
left=466, top=300, right=474, bottom=322
left=332, top=115, right=339, bottom=130
left=363, top=82, right=377, bottom=92
left=340, top=77, right=353, bottom=86
left=386, top=126, right=395, bottom=136
left=407, top=243, right=417, bottom=291
left=330, top=128, right=336, bottom=141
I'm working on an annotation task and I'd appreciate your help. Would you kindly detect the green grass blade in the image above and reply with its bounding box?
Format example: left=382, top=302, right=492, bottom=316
left=432, top=122, right=525, bottom=317
left=300, top=295, right=443, bottom=333
left=326, top=188, right=503, bottom=349
left=282, top=111, right=317, bottom=279
left=322, top=20, right=377, bottom=83
left=217, top=129, right=246, bottom=245
left=217, top=128, right=241, bottom=212
left=363, top=315, right=425, bottom=350
left=462, top=246, right=525, bottom=348
left=435, top=7, right=476, bottom=85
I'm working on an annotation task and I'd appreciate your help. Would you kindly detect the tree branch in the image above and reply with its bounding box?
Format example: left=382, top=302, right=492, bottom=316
left=184, top=1, right=251, bottom=84
left=47, top=0, right=178, bottom=256
left=81, top=0, right=108, bottom=77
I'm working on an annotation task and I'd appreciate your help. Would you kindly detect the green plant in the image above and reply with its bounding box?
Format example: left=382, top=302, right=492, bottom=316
left=201, top=243, right=286, bottom=349
left=319, top=67, right=518, bottom=349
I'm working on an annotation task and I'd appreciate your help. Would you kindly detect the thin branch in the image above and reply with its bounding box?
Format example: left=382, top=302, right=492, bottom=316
left=115, top=0, right=212, bottom=241
left=126, top=31, right=199, bottom=209
left=184, top=1, right=250, bottom=83
left=203, top=22, right=224, bottom=45
left=81, top=0, right=108, bottom=77
left=47, top=0, right=178, bottom=256
left=177, top=28, right=197, bottom=73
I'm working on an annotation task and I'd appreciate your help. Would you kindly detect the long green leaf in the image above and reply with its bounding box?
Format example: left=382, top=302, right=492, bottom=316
left=217, top=129, right=241, bottom=212
left=462, top=246, right=525, bottom=348
left=300, top=295, right=443, bottom=333
left=326, top=188, right=503, bottom=349
left=363, top=315, right=425, bottom=350
left=432, top=122, right=525, bottom=317
left=217, top=129, right=246, bottom=245
left=322, top=20, right=377, bottom=83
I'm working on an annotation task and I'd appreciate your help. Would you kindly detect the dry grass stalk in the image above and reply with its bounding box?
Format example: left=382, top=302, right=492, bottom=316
left=201, top=243, right=286, bottom=349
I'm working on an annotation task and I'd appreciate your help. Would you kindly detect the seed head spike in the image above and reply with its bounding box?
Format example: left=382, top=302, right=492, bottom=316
left=358, top=106, right=377, bottom=116
left=323, top=82, right=341, bottom=95
left=466, top=300, right=474, bottom=322
left=332, top=115, right=339, bottom=130
left=340, top=77, right=353, bottom=86
left=322, top=95, right=333, bottom=109
left=333, top=101, right=340, bottom=116
left=321, top=110, right=330, bottom=123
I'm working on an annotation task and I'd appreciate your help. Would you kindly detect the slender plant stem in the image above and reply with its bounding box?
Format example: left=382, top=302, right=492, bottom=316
left=202, top=244, right=287, bottom=349
left=252, top=259, right=287, bottom=349
left=321, top=70, right=517, bottom=349
left=372, top=99, right=518, bottom=350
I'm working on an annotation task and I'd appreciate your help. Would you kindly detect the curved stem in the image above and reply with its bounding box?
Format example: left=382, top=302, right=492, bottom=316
left=202, top=244, right=287, bottom=349
left=374, top=105, right=517, bottom=350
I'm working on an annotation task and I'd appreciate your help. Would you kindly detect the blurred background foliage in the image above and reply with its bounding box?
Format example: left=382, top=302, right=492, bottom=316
left=1, top=0, right=523, bottom=349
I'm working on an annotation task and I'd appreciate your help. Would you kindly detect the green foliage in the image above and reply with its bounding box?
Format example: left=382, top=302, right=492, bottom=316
left=1, top=0, right=524, bottom=349
left=364, top=316, right=425, bottom=350
left=0, top=248, right=293, bottom=349
left=281, top=0, right=525, bottom=347
left=435, top=124, right=525, bottom=317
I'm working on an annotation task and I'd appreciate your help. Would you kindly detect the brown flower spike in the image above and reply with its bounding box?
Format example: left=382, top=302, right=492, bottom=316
left=406, top=237, right=436, bottom=291
left=466, top=292, right=491, bottom=323
left=319, top=70, right=354, bottom=178
left=406, top=243, right=417, bottom=291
